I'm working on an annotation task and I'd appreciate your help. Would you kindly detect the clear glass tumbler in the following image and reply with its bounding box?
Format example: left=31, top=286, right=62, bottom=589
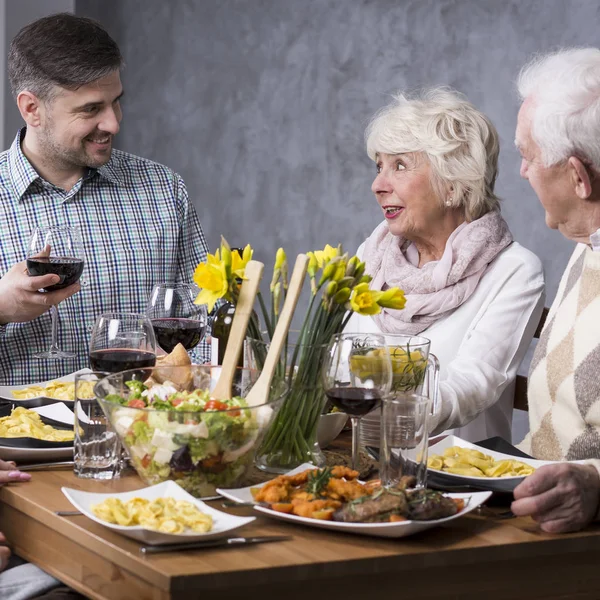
left=380, top=393, right=431, bottom=489
left=74, top=372, right=121, bottom=480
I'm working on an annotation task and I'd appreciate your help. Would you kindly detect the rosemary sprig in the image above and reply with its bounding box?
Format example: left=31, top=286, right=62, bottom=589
left=306, top=467, right=333, bottom=496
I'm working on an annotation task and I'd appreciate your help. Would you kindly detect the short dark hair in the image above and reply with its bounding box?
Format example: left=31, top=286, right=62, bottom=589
left=8, top=13, right=123, bottom=101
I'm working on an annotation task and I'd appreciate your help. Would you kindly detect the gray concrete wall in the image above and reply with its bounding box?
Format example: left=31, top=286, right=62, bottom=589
left=74, top=0, right=600, bottom=299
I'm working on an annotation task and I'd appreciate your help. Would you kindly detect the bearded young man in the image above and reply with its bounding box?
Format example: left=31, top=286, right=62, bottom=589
left=0, top=13, right=210, bottom=386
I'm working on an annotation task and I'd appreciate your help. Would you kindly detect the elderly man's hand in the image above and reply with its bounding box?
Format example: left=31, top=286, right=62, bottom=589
left=0, top=260, right=80, bottom=325
left=0, top=532, right=10, bottom=572
left=511, top=463, right=600, bottom=533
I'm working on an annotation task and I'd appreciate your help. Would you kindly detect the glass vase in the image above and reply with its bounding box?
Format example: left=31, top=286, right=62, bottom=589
left=245, top=333, right=329, bottom=473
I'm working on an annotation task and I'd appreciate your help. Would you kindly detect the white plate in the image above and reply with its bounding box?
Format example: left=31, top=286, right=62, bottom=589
left=62, top=480, right=255, bottom=545
left=427, top=435, right=586, bottom=493
left=218, top=463, right=491, bottom=539
left=0, top=369, right=93, bottom=406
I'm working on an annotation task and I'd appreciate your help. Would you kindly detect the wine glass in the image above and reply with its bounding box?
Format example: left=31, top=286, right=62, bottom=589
left=89, top=312, right=157, bottom=375
left=145, top=283, right=208, bottom=353
left=322, top=333, right=393, bottom=471
left=27, top=225, right=85, bottom=359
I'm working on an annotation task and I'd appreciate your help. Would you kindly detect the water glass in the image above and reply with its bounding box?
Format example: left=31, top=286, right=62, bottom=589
left=380, top=393, right=431, bottom=489
left=74, top=372, right=121, bottom=480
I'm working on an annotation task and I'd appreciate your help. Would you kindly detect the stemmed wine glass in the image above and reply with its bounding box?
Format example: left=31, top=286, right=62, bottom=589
left=322, top=333, right=393, bottom=470
left=89, top=312, right=157, bottom=375
left=146, top=283, right=208, bottom=353
left=27, top=225, right=85, bottom=359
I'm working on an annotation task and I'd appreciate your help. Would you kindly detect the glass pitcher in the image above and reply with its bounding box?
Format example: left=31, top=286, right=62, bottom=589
left=360, top=333, right=440, bottom=448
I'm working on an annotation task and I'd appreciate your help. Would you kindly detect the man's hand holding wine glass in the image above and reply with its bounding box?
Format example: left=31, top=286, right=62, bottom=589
left=0, top=257, right=80, bottom=325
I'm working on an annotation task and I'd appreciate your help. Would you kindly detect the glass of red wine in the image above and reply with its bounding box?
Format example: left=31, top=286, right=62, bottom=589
left=322, top=333, right=393, bottom=471
left=27, top=225, right=85, bottom=359
left=89, top=312, right=157, bottom=377
left=145, top=283, right=207, bottom=354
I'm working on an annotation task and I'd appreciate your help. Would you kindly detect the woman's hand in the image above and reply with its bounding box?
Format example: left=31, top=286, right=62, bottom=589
left=0, top=459, right=31, bottom=485
left=512, top=463, right=600, bottom=533
left=0, top=532, right=10, bottom=572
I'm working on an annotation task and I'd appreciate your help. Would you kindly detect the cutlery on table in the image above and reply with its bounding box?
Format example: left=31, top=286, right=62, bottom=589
left=140, top=535, right=292, bottom=554
left=55, top=510, right=82, bottom=516
left=20, top=461, right=74, bottom=471
left=244, top=254, right=308, bottom=408
left=210, top=260, right=264, bottom=402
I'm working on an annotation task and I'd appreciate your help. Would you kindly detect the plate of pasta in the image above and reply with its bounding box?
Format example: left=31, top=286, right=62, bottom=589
left=61, top=480, right=255, bottom=545
left=0, top=369, right=94, bottom=407
left=426, top=436, right=583, bottom=493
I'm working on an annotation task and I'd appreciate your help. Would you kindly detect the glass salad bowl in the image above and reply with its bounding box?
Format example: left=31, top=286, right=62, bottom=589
left=94, top=365, right=287, bottom=498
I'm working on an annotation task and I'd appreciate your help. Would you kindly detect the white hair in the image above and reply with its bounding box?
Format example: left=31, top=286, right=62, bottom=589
left=365, top=87, right=500, bottom=221
left=517, top=48, right=600, bottom=171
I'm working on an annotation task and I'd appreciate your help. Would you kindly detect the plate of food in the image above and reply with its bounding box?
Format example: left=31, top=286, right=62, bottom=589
left=426, top=435, right=584, bottom=493
left=0, top=405, right=74, bottom=462
left=0, top=368, right=93, bottom=407
left=62, top=480, right=255, bottom=545
left=217, top=464, right=491, bottom=539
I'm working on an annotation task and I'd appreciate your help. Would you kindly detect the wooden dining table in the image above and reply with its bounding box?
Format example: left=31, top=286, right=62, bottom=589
left=2, top=466, right=600, bottom=600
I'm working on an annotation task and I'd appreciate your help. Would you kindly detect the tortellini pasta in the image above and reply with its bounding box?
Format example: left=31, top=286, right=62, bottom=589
left=427, top=446, right=535, bottom=478
left=0, top=407, right=74, bottom=441
left=12, top=380, right=95, bottom=401
left=91, top=497, right=213, bottom=534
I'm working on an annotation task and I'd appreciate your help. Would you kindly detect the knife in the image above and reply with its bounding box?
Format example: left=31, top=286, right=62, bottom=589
left=140, top=535, right=292, bottom=555
left=20, top=461, right=74, bottom=471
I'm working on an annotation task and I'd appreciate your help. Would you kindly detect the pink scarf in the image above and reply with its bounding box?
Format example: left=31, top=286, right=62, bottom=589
left=362, top=210, right=513, bottom=335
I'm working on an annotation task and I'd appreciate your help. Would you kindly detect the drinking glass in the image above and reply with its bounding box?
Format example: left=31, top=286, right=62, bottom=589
left=89, top=312, right=157, bottom=375
left=322, top=333, right=393, bottom=470
left=146, top=282, right=208, bottom=353
left=380, top=393, right=431, bottom=489
left=74, top=372, right=121, bottom=479
left=27, top=225, right=85, bottom=359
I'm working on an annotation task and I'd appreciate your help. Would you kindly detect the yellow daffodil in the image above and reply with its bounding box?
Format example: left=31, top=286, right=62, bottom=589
left=378, top=287, right=406, bottom=310
left=274, top=248, right=286, bottom=270
left=231, top=243, right=253, bottom=279
left=193, top=260, right=229, bottom=312
left=349, top=283, right=383, bottom=316
left=313, top=244, right=339, bottom=268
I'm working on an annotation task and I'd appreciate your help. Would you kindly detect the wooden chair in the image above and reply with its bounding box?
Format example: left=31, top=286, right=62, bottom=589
left=514, top=307, right=549, bottom=411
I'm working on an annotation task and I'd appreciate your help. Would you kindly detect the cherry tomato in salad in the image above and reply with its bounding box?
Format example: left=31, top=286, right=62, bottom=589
left=227, top=408, right=241, bottom=417
left=205, top=400, right=228, bottom=411
left=141, top=454, right=151, bottom=469
left=171, top=397, right=184, bottom=407
left=127, top=399, right=146, bottom=409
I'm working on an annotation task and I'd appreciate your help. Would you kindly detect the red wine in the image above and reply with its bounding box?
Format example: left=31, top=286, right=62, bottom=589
left=27, top=257, right=84, bottom=291
left=325, top=387, right=382, bottom=417
left=89, top=349, right=156, bottom=374
left=151, top=318, right=206, bottom=352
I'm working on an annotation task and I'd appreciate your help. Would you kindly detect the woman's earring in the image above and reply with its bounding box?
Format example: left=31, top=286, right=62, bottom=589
left=445, top=199, right=452, bottom=207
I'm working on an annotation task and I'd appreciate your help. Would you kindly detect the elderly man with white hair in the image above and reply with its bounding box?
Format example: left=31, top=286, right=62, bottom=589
left=511, top=48, right=600, bottom=533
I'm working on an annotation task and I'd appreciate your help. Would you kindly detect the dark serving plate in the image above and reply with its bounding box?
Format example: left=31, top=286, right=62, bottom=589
left=0, top=404, right=74, bottom=449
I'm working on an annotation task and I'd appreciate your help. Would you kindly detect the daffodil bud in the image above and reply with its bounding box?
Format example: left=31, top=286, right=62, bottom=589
left=334, top=288, right=351, bottom=304
left=319, top=262, right=336, bottom=286
left=275, top=247, right=287, bottom=270
left=378, top=287, right=406, bottom=310
left=336, top=276, right=354, bottom=290
left=353, top=261, right=366, bottom=280
left=346, top=256, right=360, bottom=277
left=273, top=282, right=282, bottom=315
left=325, top=281, right=338, bottom=298
left=359, top=274, right=372, bottom=284
left=307, top=252, right=319, bottom=278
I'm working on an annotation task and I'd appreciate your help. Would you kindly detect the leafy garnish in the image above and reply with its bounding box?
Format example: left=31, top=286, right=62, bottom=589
left=306, top=467, right=333, bottom=496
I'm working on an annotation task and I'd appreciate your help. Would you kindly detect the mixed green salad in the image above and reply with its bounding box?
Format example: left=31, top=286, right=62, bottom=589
left=103, top=380, right=260, bottom=497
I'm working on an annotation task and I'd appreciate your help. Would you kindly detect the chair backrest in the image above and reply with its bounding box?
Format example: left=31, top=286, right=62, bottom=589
left=514, top=307, right=549, bottom=412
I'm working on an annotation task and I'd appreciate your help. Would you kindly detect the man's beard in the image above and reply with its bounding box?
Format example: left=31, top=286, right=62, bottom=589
left=38, top=125, right=112, bottom=171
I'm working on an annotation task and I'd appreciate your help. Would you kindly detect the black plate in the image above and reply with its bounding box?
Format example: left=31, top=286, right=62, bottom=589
left=0, top=404, right=74, bottom=449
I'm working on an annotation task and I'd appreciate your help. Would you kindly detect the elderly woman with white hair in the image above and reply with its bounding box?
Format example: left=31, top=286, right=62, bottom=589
left=347, top=87, right=545, bottom=442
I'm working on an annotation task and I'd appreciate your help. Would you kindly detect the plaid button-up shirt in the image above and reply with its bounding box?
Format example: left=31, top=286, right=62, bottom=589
left=0, top=129, right=210, bottom=385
